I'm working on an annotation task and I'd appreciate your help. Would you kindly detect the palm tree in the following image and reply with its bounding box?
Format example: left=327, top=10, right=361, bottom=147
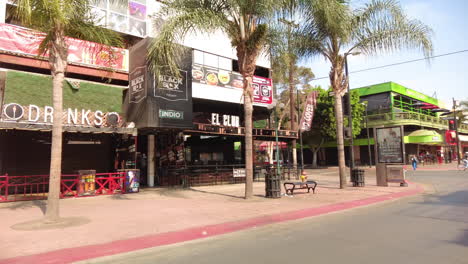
left=148, top=0, right=283, bottom=199
left=300, top=0, right=433, bottom=188
left=13, top=0, right=122, bottom=222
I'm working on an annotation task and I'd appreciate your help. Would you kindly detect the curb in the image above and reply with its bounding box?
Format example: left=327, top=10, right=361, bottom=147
left=0, top=183, right=425, bottom=264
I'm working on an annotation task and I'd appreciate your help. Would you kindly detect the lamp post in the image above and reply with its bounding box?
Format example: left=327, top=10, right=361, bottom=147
left=344, top=51, right=360, bottom=172
left=453, top=98, right=461, bottom=165
left=362, top=102, right=372, bottom=167
left=297, top=89, right=304, bottom=173
left=268, top=101, right=284, bottom=177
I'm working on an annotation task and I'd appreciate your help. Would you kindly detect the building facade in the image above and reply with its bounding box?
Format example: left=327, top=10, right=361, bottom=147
left=0, top=0, right=295, bottom=194
left=322, top=82, right=468, bottom=166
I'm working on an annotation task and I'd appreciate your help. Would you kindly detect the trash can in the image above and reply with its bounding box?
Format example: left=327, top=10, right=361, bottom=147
left=265, top=167, right=281, bottom=198
left=351, top=168, right=365, bottom=187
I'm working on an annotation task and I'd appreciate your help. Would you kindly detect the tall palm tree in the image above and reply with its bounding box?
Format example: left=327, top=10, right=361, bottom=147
left=148, top=0, right=283, bottom=199
left=13, top=0, right=122, bottom=222
left=300, top=0, right=433, bottom=188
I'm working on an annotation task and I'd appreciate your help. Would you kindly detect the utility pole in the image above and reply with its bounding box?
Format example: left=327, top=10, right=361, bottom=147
left=279, top=18, right=299, bottom=174
left=344, top=55, right=355, bottom=172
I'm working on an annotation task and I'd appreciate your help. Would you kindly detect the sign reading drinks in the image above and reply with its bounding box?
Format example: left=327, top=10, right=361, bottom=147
left=1, top=103, right=122, bottom=127
left=375, top=126, right=404, bottom=164
left=124, top=38, right=193, bottom=129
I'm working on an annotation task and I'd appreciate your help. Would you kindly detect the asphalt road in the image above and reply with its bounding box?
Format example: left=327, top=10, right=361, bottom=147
left=82, top=171, right=468, bottom=264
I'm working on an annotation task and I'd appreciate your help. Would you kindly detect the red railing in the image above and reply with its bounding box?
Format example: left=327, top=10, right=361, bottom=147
left=0, top=172, right=126, bottom=202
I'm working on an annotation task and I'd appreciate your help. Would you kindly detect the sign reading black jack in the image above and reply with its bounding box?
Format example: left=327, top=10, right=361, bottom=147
left=124, top=38, right=193, bottom=129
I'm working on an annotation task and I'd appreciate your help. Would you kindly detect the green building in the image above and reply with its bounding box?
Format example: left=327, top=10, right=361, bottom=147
left=323, top=82, right=467, bottom=166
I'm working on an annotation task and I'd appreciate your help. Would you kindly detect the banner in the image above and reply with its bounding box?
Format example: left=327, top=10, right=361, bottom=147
left=299, top=91, right=319, bottom=132
left=0, top=23, right=128, bottom=71
left=124, top=38, right=193, bottom=129
left=192, top=63, right=273, bottom=105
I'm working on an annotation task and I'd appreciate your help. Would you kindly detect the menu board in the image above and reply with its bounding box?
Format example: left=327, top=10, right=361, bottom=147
left=192, top=64, right=273, bottom=105
left=376, top=126, right=404, bottom=164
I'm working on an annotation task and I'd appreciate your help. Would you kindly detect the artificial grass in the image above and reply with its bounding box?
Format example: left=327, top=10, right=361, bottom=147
left=3, top=71, right=124, bottom=113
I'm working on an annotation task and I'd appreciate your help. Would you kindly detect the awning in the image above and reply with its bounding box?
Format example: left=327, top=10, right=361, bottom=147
left=405, top=129, right=443, bottom=145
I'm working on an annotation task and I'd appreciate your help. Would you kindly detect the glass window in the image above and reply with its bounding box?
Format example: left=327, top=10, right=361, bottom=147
left=109, top=0, right=128, bottom=14
left=193, top=50, right=204, bottom=65
left=108, top=12, right=128, bottom=33
left=91, top=0, right=107, bottom=9
left=204, top=53, right=218, bottom=68
left=219, top=57, right=232, bottom=71
left=129, top=1, right=146, bottom=20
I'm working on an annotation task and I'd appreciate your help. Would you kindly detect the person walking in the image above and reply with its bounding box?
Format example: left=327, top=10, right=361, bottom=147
left=411, top=155, right=418, bottom=171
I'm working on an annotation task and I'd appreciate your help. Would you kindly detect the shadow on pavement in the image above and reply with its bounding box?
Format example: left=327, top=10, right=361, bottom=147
left=3, top=200, right=47, bottom=215
left=188, top=188, right=244, bottom=199
left=450, top=229, right=468, bottom=247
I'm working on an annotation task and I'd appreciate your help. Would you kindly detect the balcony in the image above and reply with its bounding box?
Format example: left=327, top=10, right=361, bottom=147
left=365, top=111, right=468, bottom=133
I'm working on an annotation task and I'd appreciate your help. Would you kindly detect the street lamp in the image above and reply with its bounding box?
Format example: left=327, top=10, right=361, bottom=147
left=361, top=102, right=372, bottom=167
left=267, top=101, right=285, bottom=177
left=344, top=51, right=361, bottom=172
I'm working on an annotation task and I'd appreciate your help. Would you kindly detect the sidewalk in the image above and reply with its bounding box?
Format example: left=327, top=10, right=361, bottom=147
left=0, top=168, right=424, bottom=263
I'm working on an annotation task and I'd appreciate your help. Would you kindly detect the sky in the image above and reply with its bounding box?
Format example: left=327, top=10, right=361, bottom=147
left=303, top=0, right=468, bottom=108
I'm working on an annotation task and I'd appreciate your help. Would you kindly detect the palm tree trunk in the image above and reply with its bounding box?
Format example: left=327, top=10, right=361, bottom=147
left=243, top=77, right=254, bottom=199
left=312, top=148, right=318, bottom=168
left=44, top=31, right=68, bottom=223
left=334, top=93, right=347, bottom=189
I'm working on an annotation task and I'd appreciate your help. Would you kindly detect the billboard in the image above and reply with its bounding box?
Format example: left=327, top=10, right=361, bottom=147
left=0, top=23, right=128, bottom=71
left=375, top=126, right=404, bottom=164
left=191, top=64, right=273, bottom=105
left=124, top=38, right=193, bottom=129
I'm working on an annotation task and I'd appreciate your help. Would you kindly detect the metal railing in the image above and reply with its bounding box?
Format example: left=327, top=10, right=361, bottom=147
left=366, top=110, right=468, bottom=131
left=0, top=172, right=126, bottom=202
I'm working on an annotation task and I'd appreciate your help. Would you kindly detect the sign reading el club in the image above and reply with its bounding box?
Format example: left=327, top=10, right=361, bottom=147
left=211, top=113, right=240, bottom=127
left=1, top=103, right=121, bottom=127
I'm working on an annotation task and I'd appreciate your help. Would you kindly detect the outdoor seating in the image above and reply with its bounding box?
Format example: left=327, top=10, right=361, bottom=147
left=283, top=180, right=317, bottom=195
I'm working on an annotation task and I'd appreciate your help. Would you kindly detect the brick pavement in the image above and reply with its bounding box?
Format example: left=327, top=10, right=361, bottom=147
left=0, top=167, right=425, bottom=262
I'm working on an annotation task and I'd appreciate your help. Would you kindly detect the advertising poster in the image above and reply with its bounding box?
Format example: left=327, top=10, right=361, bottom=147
left=376, top=126, right=404, bottom=163
left=77, top=170, right=96, bottom=196
left=191, top=64, right=273, bottom=105
left=125, top=170, right=140, bottom=193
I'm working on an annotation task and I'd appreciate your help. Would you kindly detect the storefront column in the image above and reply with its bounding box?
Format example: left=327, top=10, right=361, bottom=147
left=147, top=134, right=155, bottom=187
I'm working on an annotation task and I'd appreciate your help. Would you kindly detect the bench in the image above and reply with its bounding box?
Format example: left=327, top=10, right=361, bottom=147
left=283, top=180, right=317, bottom=195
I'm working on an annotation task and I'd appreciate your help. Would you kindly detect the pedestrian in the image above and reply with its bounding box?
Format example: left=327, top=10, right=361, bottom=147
left=411, top=155, right=418, bottom=170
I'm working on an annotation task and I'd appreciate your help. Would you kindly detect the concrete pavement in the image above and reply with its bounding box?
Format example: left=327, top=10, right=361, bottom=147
left=0, top=167, right=424, bottom=263
left=86, top=170, right=467, bottom=264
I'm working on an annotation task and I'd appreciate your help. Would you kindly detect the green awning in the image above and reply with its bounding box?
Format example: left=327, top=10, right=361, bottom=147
left=405, top=129, right=442, bottom=144
left=3, top=70, right=125, bottom=113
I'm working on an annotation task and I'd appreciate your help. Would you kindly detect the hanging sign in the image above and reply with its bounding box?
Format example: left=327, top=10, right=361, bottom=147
left=299, top=91, right=319, bottom=132
left=124, top=38, right=193, bottom=129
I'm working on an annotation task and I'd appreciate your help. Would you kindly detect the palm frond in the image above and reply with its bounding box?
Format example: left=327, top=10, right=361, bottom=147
left=350, top=0, right=433, bottom=58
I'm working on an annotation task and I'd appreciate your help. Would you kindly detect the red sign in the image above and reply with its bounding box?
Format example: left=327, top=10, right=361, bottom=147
left=445, top=130, right=457, bottom=145
left=252, top=76, right=273, bottom=104
left=0, top=23, right=128, bottom=71
left=299, top=91, right=318, bottom=132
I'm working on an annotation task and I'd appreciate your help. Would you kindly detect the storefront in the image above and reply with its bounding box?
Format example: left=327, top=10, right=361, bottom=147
left=0, top=70, right=137, bottom=201
left=125, top=38, right=297, bottom=187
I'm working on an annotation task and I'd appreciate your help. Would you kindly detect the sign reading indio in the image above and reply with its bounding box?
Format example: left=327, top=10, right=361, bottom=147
left=1, top=103, right=121, bottom=127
